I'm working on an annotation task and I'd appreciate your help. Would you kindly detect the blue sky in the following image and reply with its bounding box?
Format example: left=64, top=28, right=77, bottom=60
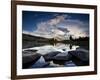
left=22, top=11, right=89, bottom=38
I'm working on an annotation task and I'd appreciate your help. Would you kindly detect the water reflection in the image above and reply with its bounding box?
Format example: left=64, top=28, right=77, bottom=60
left=54, top=43, right=79, bottom=51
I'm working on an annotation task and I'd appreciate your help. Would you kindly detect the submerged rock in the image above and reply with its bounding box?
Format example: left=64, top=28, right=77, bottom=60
left=64, top=60, right=76, bottom=67
left=49, top=61, right=60, bottom=67
left=31, top=56, right=49, bottom=68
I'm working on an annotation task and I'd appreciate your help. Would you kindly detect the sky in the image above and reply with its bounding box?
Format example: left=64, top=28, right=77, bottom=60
left=22, top=11, right=89, bottom=39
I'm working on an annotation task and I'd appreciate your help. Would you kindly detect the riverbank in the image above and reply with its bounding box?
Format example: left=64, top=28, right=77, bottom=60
left=22, top=46, right=89, bottom=69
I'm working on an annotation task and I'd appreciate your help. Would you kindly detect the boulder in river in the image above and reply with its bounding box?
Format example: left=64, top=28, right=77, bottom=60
left=31, top=56, right=49, bottom=68
left=68, top=50, right=89, bottom=61
left=43, top=51, right=61, bottom=61
left=68, top=49, right=89, bottom=66
left=22, top=51, right=41, bottom=69
left=53, top=52, right=72, bottom=61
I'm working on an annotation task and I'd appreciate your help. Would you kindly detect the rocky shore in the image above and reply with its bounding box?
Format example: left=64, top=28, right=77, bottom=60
left=22, top=47, right=89, bottom=69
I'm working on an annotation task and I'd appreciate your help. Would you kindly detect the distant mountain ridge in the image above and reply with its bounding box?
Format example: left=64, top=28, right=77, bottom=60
left=23, top=31, right=53, bottom=39
left=22, top=31, right=69, bottom=41
left=22, top=31, right=51, bottom=49
left=23, top=32, right=49, bottom=42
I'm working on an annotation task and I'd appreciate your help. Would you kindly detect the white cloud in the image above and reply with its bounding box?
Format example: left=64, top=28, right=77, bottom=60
left=33, top=14, right=68, bottom=39
left=48, top=14, right=68, bottom=26
left=32, top=14, right=89, bottom=39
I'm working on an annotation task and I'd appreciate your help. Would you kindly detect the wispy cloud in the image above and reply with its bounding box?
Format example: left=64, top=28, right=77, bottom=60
left=60, top=19, right=89, bottom=38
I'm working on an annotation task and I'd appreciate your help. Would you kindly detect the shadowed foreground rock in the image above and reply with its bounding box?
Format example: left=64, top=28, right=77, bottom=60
left=22, top=48, right=89, bottom=68
left=68, top=49, right=89, bottom=66
left=31, top=56, right=49, bottom=68
left=22, top=51, right=41, bottom=69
